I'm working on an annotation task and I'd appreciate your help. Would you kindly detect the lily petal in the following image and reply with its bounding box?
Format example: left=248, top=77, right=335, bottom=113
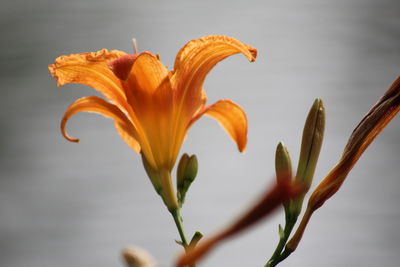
left=61, top=96, right=140, bottom=153
left=124, top=53, right=174, bottom=169
left=114, top=121, right=141, bottom=153
left=108, top=52, right=171, bottom=168
left=192, top=99, right=248, bottom=152
left=48, top=49, right=129, bottom=110
left=108, top=54, right=140, bottom=81
left=172, top=35, right=257, bottom=117
left=127, top=52, right=169, bottom=95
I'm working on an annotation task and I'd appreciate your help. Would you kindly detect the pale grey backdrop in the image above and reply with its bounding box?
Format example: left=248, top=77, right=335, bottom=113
left=1, top=0, right=399, bottom=266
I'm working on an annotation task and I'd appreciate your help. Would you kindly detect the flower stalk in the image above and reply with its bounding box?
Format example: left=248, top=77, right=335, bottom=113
left=281, top=77, right=400, bottom=262
left=170, top=208, right=189, bottom=248
left=176, top=176, right=303, bottom=267
left=266, top=99, right=325, bottom=267
left=170, top=208, right=200, bottom=267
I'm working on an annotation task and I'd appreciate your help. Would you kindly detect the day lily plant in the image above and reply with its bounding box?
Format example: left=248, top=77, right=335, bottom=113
left=49, top=35, right=399, bottom=266
left=49, top=35, right=260, bottom=252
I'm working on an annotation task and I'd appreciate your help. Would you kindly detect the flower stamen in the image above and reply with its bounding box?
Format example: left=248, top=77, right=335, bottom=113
left=132, top=38, right=138, bottom=54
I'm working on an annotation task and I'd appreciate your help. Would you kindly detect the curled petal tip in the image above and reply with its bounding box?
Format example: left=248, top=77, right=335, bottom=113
left=248, top=47, right=257, bottom=62
left=238, top=141, right=247, bottom=152
left=63, top=134, right=80, bottom=143
left=61, top=116, right=80, bottom=143
left=198, top=99, right=248, bottom=153
left=61, top=126, right=80, bottom=143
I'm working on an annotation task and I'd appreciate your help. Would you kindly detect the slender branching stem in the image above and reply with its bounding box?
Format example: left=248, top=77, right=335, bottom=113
left=171, top=208, right=189, bottom=248
left=265, top=215, right=297, bottom=267
left=171, top=208, right=198, bottom=267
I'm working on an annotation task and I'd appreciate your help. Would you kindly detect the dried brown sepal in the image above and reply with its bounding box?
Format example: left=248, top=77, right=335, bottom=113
left=176, top=174, right=304, bottom=267
left=286, top=77, right=400, bottom=252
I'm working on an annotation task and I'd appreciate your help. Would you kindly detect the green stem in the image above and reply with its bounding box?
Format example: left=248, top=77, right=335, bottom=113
left=265, top=217, right=296, bottom=267
left=273, top=248, right=293, bottom=266
left=170, top=208, right=197, bottom=267
left=170, top=208, right=189, bottom=248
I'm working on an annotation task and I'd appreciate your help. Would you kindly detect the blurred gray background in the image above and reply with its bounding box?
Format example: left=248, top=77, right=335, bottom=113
left=1, top=0, right=399, bottom=266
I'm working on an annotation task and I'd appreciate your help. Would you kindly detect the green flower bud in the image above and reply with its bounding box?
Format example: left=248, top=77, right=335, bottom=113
left=185, top=155, right=198, bottom=182
left=176, top=153, right=198, bottom=206
left=275, top=142, right=293, bottom=212
left=275, top=142, right=293, bottom=181
left=291, top=98, right=325, bottom=216
left=296, top=98, right=325, bottom=188
left=177, top=153, right=190, bottom=192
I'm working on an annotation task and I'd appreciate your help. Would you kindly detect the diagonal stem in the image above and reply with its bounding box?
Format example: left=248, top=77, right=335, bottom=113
left=170, top=208, right=197, bottom=267
left=171, top=208, right=189, bottom=247
left=265, top=215, right=297, bottom=267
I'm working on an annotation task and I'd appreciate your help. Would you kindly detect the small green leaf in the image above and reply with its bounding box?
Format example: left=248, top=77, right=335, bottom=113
left=175, top=240, right=184, bottom=247
left=278, top=224, right=284, bottom=239
left=189, top=231, right=203, bottom=249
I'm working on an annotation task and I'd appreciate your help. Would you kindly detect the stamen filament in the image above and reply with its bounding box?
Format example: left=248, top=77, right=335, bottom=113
left=132, top=38, right=138, bottom=53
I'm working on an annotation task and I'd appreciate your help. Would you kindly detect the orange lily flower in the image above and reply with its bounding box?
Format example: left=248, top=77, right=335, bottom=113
left=48, top=35, right=257, bottom=210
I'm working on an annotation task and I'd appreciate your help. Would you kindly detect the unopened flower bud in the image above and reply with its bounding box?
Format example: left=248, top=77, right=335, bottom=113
left=275, top=142, right=293, bottom=182
left=176, top=153, right=198, bottom=206
left=122, top=246, right=156, bottom=267
left=275, top=142, right=293, bottom=212
left=296, top=98, right=325, bottom=188
left=177, top=153, right=190, bottom=191
left=185, top=155, right=198, bottom=181
left=291, top=98, right=325, bottom=217
left=285, top=77, right=400, bottom=255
